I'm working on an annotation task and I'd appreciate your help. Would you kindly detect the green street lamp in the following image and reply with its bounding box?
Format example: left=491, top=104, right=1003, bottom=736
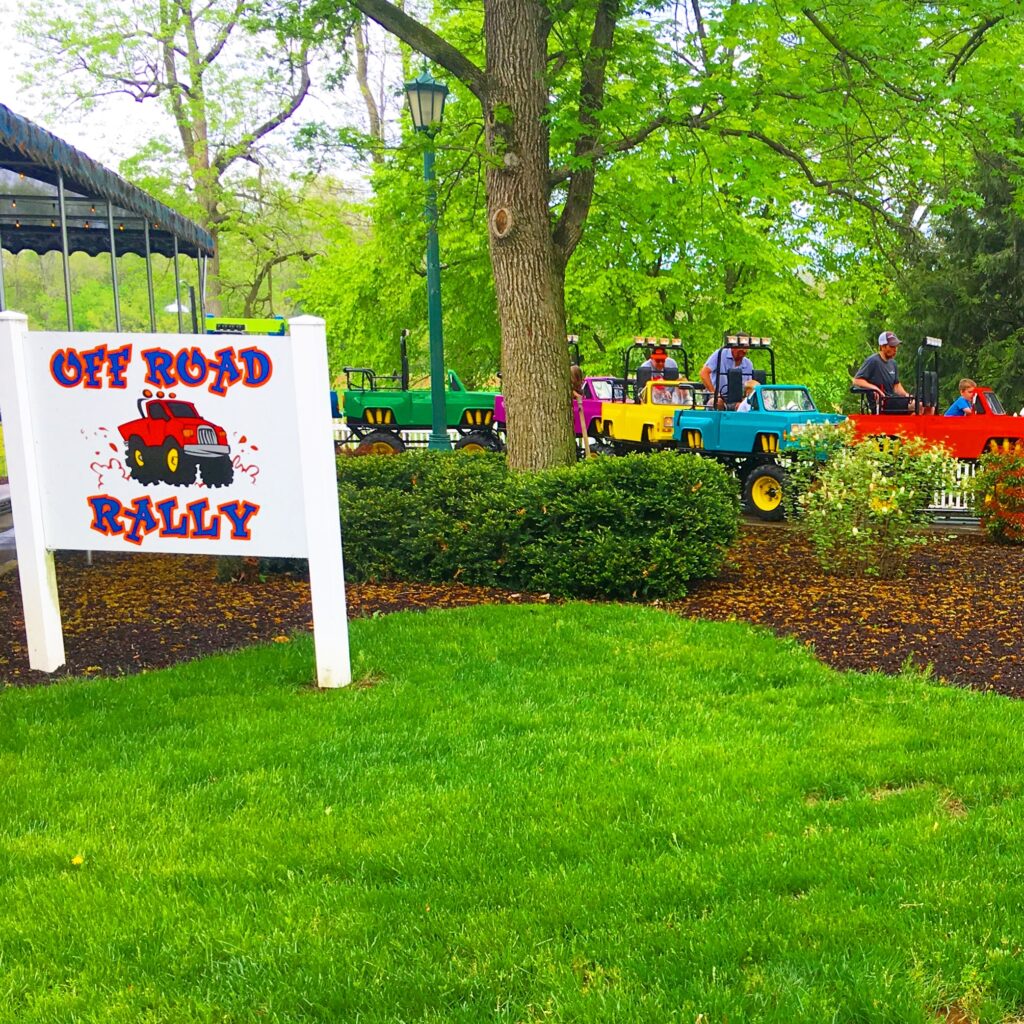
left=405, top=68, right=451, bottom=451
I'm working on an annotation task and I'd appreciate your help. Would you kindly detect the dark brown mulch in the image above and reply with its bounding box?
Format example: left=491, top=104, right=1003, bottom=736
left=0, top=552, right=545, bottom=686
left=1, top=528, right=1022, bottom=696
left=671, top=525, right=1024, bottom=697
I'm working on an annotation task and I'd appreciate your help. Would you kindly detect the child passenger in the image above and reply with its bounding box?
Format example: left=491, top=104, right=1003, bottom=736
left=736, top=378, right=758, bottom=412
left=944, top=378, right=977, bottom=417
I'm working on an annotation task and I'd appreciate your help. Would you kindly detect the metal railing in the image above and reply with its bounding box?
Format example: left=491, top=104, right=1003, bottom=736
left=333, top=424, right=452, bottom=446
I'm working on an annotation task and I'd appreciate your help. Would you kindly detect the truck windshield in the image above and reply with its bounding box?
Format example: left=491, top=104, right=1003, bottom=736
left=165, top=401, right=201, bottom=418
left=588, top=379, right=616, bottom=400
left=650, top=383, right=696, bottom=406
left=759, top=388, right=816, bottom=412
left=979, top=392, right=1005, bottom=415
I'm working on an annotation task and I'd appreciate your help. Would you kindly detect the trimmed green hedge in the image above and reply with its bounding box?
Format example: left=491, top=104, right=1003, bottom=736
left=338, top=451, right=739, bottom=600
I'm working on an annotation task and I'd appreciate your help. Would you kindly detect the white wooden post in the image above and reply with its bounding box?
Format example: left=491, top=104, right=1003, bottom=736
left=0, top=311, right=66, bottom=671
left=287, top=316, right=351, bottom=687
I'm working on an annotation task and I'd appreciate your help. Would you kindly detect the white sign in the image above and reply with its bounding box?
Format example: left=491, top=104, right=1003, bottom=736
left=0, top=312, right=351, bottom=687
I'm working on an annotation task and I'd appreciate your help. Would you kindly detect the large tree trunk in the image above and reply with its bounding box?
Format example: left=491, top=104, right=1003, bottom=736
left=484, top=0, right=576, bottom=471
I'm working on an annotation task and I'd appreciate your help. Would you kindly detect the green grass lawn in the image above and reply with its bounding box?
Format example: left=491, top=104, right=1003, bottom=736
left=3, top=604, right=1024, bottom=1023
left=0, top=422, right=6, bottom=478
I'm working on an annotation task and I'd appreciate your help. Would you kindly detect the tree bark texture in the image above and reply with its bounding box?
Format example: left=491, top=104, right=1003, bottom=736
left=484, top=0, right=576, bottom=471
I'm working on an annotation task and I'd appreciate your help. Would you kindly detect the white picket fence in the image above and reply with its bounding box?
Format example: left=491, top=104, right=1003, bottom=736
left=928, top=460, right=976, bottom=517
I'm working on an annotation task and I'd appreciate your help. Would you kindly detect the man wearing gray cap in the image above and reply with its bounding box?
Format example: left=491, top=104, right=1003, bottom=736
left=852, top=331, right=917, bottom=412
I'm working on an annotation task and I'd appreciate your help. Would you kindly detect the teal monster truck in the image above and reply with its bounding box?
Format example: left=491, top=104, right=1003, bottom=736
left=671, top=335, right=844, bottom=519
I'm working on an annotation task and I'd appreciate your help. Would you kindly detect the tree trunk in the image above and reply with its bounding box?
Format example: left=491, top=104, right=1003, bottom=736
left=484, top=0, right=575, bottom=471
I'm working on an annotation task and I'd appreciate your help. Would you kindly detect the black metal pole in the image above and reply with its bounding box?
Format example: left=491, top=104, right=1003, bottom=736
left=173, top=236, right=183, bottom=333
left=144, top=220, right=156, bottom=332
left=57, top=172, right=74, bottom=330
left=107, top=201, right=121, bottom=331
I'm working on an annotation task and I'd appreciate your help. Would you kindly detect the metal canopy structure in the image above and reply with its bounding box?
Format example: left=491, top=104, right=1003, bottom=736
left=0, top=101, right=214, bottom=331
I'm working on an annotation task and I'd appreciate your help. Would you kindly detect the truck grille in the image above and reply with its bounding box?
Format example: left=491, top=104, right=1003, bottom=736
left=198, top=427, right=218, bottom=445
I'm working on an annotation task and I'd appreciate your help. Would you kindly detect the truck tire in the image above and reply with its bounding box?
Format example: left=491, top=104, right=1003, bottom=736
left=357, top=431, right=406, bottom=455
left=742, top=462, right=786, bottom=521
left=126, top=436, right=159, bottom=485
left=454, top=431, right=504, bottom=453
left=161, top=439, right=195, bottom=485
left=200, top=456, right=234, bottom=488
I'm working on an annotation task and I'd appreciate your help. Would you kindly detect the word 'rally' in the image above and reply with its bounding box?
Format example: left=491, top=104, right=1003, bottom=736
left=88, top=495, right=260, bottom=546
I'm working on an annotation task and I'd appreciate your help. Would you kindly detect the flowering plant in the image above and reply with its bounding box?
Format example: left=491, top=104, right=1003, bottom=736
left=787, top=422, right=957, bottom=577
left=972, top=443, right=1024, bottom=544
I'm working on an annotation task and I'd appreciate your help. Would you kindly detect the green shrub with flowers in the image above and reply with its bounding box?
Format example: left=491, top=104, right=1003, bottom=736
left=787, top=420, right=958, bottom=577
left=971, top=442, right=1024, bottom=543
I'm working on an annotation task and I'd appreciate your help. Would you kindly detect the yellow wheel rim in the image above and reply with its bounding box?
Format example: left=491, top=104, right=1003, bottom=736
left=459, top=443, right=486, bottom=454
left=133, top=449, right=144, bottom=467
left=167, top=448, right=179, bottom=473
left=751, top=476, right=782, bottom=511
left=368, top=441, right=394, bottom=455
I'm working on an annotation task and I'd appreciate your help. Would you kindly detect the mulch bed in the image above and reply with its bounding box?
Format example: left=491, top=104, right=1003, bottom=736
left=1, top=527, right=1022, bottom=696
left=672, top=525, right=1024, bottom=697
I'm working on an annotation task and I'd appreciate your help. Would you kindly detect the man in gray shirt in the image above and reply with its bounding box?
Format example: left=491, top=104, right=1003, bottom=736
left=852, top=331, right=917, bottom=412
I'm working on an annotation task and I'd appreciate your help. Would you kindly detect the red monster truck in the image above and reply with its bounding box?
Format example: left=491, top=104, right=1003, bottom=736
left=118, top=390, right=234, bottom=487
left=848, top=337, right=1024, bottom=459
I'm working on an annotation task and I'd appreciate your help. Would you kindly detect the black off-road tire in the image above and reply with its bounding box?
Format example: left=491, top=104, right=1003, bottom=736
left=126, top=436, right=159, bottom=485
left=356, top=431, right=406, bottom=455
left=161, top=439, right=195, bottom=486
left=454, top=431, right=504, bottom=454
left=199, top=456, right=234, bottom=488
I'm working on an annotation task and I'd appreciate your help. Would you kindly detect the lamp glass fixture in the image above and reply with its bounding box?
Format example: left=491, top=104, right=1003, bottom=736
left=404, top=68, right=449, bottom=132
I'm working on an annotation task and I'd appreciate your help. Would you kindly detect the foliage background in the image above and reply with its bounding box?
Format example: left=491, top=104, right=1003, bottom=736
left=4, top=1, right=1024, bottom=411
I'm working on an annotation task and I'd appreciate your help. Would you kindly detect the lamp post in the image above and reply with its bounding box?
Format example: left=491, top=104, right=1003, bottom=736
left=405, top=67, right=451, bottom=451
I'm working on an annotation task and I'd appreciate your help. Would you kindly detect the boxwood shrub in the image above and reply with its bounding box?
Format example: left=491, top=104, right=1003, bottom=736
left=337, top=451, right=739, bottom=600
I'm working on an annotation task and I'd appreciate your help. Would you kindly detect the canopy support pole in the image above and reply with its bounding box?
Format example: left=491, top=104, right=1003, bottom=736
left=107, top=201, right=122, bottom=331
left=198, top=254, right=208, bottom=330
left=57, top=172, right=74, bottom=330
left=173, top=236, right=183, bottom=333
left=0, top=224, right=6, bottom=311
left=144, top=220, right=156, bottom=332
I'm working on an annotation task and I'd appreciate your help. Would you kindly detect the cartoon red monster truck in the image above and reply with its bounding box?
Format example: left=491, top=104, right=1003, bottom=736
left=118, top=390, right=234, bottom=487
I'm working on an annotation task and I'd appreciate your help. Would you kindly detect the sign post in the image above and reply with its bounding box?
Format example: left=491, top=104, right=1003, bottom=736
left=289, top=316, right=350, bottom=688
left=0, top=311, right=350, bottom=687
left=0, top=311, right=65, bottom=671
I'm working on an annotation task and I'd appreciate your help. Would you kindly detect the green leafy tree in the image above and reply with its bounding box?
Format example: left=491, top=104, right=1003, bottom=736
left=898, top=152, right=1024, bottom=413
left=19, top=0, right=347, bottom=310
left=321, top=0, right=1021, bottom=470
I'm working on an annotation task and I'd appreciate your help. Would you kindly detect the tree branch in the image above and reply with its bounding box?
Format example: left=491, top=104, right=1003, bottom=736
left=213, top=53, right=311, bottom=175
left=947, top=16, right=1003, bottom=82
left=203, top=0, right=245, bottom=67
left=548, top=109, right=715, bottom=187
left=552, top=0, right=620, bottom=264
left=348, top=0, right=487, bottom=100
left=716, top=125, right=907, bottom=232
left=689, top=0, right=709, bottom=70
left=243, top=251, right=313, bottom=314
left=801, top=7, right=926, bottom=103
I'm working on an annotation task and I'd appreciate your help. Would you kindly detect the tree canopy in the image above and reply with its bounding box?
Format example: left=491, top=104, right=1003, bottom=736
left=8, top=0, right=1024, bottom=448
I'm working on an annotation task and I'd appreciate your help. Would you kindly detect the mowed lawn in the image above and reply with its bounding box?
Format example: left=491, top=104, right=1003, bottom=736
left=3, top=604, right=1024, bottom=1023
left=0, top=422, right=6, bottom=478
